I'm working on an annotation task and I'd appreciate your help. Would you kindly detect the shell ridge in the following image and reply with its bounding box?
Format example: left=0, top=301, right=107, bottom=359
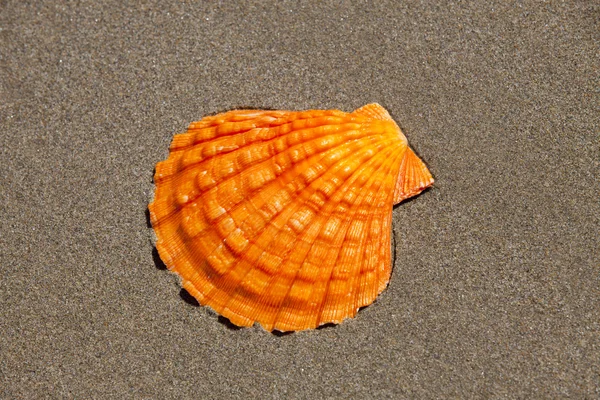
left=274, top=151, right=391, bottom=327
left=316, top=148, right=404, bottom=326
left=150, top=127, right=393, bottom=227
left=151, top=130, right=369, bottom=227
left=177, top=135, right=381, bottom=279
left=164, top=135, right=403, bottom=329
left=217, top=110, right=289, bottom=122
left=346, top=151, right=403, bottom=320
left=151, top=135, right=391, bottom=235
left=392, top=150, right=409, bottom=204
left=194, top=139, right=385, bottom=316
left=158, top=112, right=322, bottom=179
left=161, top=110, right=371, bottom=182
left=371, top=194, right=394, bottom=303
left=171, top=110, right=345, bottom=152
left=195, top=134, right=395, bottom=233
left=229, top=137, right=399, bottom=329
left=169, top=120, right=281, bottom=153
left=153, top=214, right=225, bottom=308
left=277, top=152, right=398, bottom=330
left=149, top=182, right=190, bottom=229
left=270, top=145, right=402, bottom=330
left=374, top=149, right=404, bottom=296
left=203, top=135, right=391, bottom=244
left=155, top=120, right=369, bottom=199
left=219, top=141, right=394, bottom=329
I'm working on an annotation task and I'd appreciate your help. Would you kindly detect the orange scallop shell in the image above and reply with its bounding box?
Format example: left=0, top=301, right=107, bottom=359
left=149, top=103, right=433, bottom=331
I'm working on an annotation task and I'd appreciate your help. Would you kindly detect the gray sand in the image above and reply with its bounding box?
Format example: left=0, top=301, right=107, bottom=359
left=1, top=1, right=598, bottom=398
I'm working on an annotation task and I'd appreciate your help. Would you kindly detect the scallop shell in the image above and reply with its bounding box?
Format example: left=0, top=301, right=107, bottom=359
left=149, top=103, right=433, bottom=332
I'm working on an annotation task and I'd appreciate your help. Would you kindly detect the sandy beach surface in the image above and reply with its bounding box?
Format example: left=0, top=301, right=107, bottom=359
left=1, top=1, right=598, bottom=398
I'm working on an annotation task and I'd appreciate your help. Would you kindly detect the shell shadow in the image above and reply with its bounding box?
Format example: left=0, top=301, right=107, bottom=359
left=231, top=105, right=277, bottom=112
left=152, top=247, right=167, bottom=271
left=179, top=288, right=200, bottom=307
left=316, top=322, right=338, bottom=331
left=217, top=316, right=243, bottom=331
left=272, top=329, right=295, bottom=337
left=145, top=207, right=152, bottom=228
left=178, top=288, right=243, bottom=331
left=392, top=227, right=398, bottom=271
left=146, top=168, right=155, bottom=228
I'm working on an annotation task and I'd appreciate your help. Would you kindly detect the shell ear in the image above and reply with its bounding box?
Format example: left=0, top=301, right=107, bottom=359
left=352, top=103, right=393, bottom=121
left=393, top=147, right=434, bottom=205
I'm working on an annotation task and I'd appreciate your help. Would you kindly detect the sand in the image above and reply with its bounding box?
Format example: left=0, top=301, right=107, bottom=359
left=1, top=1, right=598, bottom=398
